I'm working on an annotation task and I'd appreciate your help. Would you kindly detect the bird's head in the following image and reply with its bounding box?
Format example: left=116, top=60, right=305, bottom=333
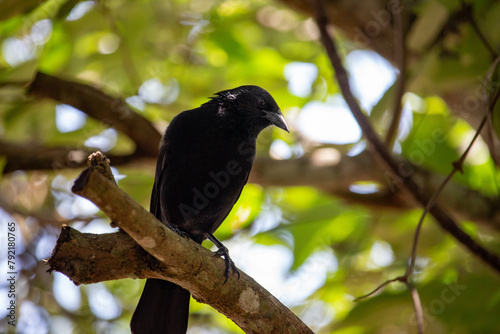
left=212, top=85, right=289, bottom=136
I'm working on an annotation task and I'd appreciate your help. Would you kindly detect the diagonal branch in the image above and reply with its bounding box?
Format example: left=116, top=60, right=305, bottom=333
left=27, top=71, right=162, bottom=157
left=459, top=0, right=498, bottom=58
left=385, top=0, right=407, bottom=148
left=313, top=0, right=500, bottom=276
left=355, top=59, right=500, bottom=303
left=314, top=1, right=500, bottom=332
left=51, top=152, right=312, bottom=334
left=406, top=61, right=500, bottom=279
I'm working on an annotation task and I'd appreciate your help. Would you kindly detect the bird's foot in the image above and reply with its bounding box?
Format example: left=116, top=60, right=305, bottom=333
left=214, top=245, right=240, bottom=284
left=205, top=233, right=240, bottom=284
left=167, top=224, right=190, bottom=239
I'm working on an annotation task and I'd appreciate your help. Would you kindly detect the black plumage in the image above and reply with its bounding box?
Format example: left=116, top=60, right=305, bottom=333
left=130, top=85, right=288, bottom=334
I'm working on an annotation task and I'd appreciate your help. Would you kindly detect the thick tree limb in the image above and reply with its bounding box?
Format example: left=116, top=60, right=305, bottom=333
left=27, top=71, right=162, bottom=157
left=2, top=138, right=499, bottom=229
left=0, top=139, right=139, bottom=173
left=48, top=226, right=152, bottom=284
left=251, top=152, right=500, bottom=230
left=52, top=152, right=312, bottom=334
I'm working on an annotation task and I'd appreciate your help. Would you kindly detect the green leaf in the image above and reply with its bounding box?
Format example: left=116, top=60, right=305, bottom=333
left=370, top=81, right=396, bottom=125
left=401, top=111, right=459, bottom=175
left=286, top=206, right=366, bottom=270
left=407, top=1, right=449, bottom=52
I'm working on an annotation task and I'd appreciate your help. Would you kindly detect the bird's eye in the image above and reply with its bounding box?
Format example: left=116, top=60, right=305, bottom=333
left=257, top=99, right=266, bottom=109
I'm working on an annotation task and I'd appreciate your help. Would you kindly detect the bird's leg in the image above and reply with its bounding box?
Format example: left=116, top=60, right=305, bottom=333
left=205, top=233, right=240, bottom=284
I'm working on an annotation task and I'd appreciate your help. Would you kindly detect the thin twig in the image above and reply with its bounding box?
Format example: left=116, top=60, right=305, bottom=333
left=354, top=54, right=500, bottom=331
left=313, top=0, right=500, bottom=331
left=490, top=87, right=500, bottom=112
left=385, top=0, right=406, bottom=148
left=355, top=276, right=424, bottom=333
left=355, top=58, right=500, bottom=301
left=460, top=0, right=498, bottom=58
left=354, top=276, right=404, bottom=301
left=405, top=171, right=455, bottom=276
left=314, top=0, right=500, bottom=272
left=313, top=0, right=500, bottom=275
left=408, top=282, right=424, bottom=334
left=406, top=55, right=500, bottom=277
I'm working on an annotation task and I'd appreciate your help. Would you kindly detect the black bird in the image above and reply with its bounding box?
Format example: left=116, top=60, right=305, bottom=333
left=130, top=85, right=289, bottom=334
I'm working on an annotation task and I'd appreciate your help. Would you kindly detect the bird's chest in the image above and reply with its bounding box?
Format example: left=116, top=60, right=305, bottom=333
left=173, top=131, right=254, bottom=179
left=162, top=130, right=256, bottom=238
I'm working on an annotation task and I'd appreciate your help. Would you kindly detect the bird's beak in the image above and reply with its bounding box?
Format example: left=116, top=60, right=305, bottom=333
left=264, top=109, right=289, bottom=133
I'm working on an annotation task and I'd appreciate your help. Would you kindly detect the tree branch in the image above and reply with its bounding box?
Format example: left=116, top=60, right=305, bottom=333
left=278, top=0, right=500, bottom=166
left=50, top=152, right=312, bottom=334
left=47, top=226, right=154, bottom=284
left=385, top=0, right=407, bottom=147
left=8, top=71, right=497, bottom=232
left=27, top=71, right=162, bottom=157
left=279, top=0, right=396, bottom=62
left=0, top=139, right=141, bottom=173
left=459, top=0, right=498, bottom=58
left=2, top=138, right=499, bottom=230
left=313, top=0, right=500, bottom=275
left=406, top=57, right=500, bottom=278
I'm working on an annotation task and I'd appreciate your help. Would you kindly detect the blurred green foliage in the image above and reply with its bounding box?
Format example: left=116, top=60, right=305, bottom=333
left=1, top=0, right=500, bottom=333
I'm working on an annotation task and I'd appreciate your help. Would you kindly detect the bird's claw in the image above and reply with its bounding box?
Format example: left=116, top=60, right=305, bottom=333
left=167, top=224, right=190, bottom=238
left=214, top=246, right=240, bottom=284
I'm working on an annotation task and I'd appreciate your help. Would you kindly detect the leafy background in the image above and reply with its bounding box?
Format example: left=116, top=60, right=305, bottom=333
left=1, top=0, right=500, bottom=333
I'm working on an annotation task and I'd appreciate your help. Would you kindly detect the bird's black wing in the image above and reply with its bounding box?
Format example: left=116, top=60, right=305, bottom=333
left=149, top=143, right=163, bottom=221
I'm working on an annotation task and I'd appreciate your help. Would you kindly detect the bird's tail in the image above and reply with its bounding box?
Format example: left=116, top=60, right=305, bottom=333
left=131, top=278, right=190, bottom=334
